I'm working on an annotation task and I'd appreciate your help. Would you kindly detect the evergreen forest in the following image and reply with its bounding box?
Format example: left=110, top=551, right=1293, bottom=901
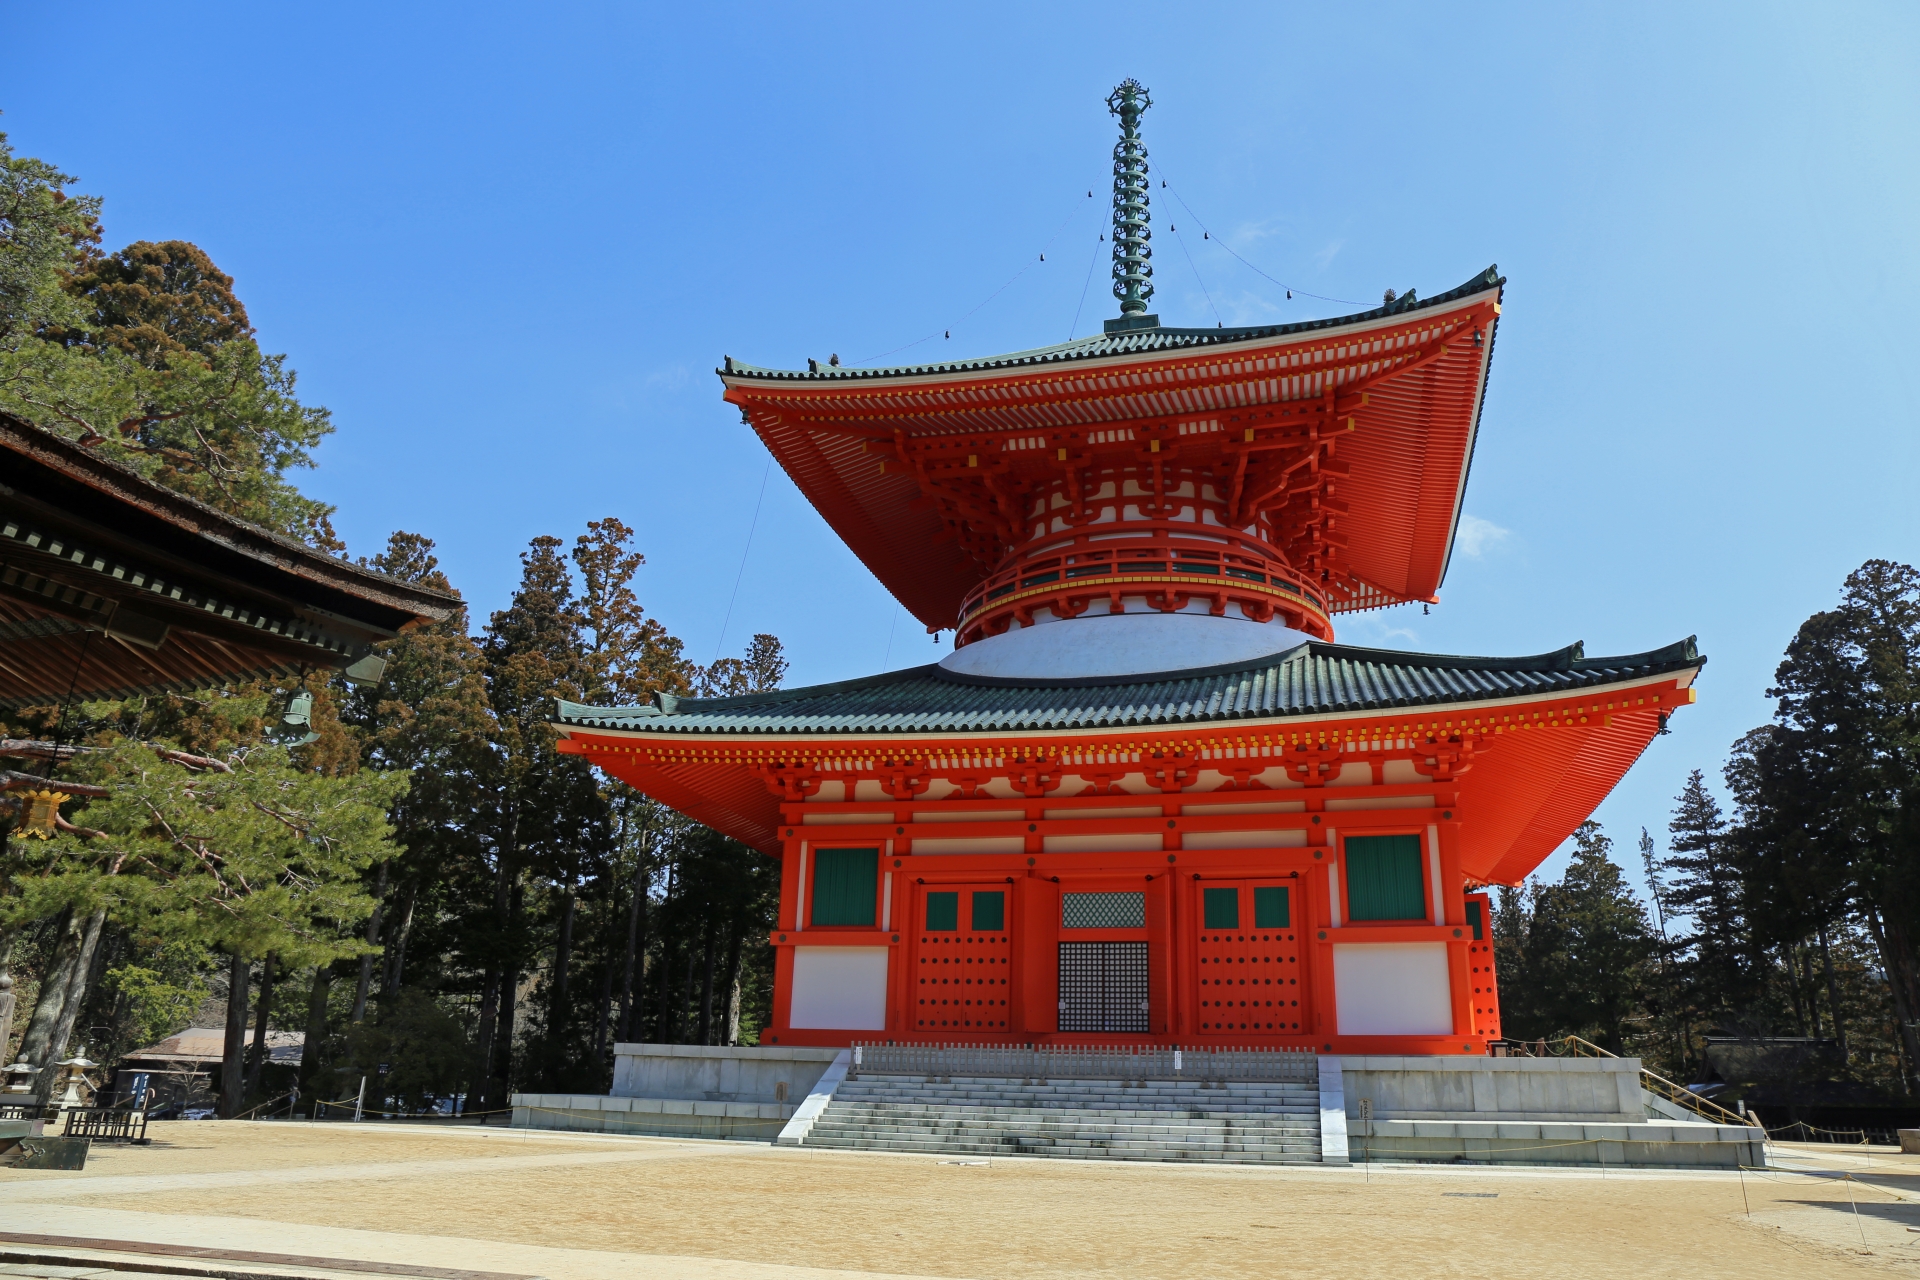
left=3, top=130, right=1917, bottom=1120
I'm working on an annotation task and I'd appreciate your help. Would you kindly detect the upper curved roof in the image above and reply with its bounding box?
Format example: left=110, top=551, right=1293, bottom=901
left=719, top=269, right=1504, bottom=631
left=721, top=267, right=1504, bottom=382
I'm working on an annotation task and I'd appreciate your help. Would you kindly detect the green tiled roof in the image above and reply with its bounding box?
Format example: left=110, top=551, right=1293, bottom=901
left=718, top=267, right=1504, bottom=384
left=554, top=637, right=1701, bottom=737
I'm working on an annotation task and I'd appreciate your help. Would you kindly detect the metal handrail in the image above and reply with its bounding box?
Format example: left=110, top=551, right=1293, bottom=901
left=1491, top=1034, right=1759, bottom=1130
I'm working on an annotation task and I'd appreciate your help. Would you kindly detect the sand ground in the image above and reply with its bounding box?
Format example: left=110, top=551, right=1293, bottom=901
left=5, top=1121, right=1920, bottom=1279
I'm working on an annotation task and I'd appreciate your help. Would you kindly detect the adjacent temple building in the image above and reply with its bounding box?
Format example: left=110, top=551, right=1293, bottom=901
left=555, top=81, right=1701, bottom=1056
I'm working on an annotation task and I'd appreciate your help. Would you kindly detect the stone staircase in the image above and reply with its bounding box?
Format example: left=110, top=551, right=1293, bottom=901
left=802, top=1072, right=1323, bottom=1164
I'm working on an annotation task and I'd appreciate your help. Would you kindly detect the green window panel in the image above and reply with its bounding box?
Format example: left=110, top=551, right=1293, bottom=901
left=1344, top=834, right=1426, bottom=921
left=971, top=890, right=1005, bottom=932
left=925, top=891, right=959, bottom=932
left=1202, top=887, right=1240, bottom=930
left=1467, top=899, right=1484, bottom=941
left=811, top=847, right=878, bottom=927
left=1253, top=885, right=1290, bottom=929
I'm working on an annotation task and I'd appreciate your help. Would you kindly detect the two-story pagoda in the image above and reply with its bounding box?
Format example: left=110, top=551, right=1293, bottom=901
left=556, top=82, right=1701, bottom=1054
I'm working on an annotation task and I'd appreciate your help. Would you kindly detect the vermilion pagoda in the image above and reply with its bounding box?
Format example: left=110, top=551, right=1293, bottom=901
left=557, top=82, right=1700, bottom=1053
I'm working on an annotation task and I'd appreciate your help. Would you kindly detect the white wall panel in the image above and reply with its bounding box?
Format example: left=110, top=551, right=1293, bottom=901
left=790, top=947, right=889, bottom=1030
left=1333, top=942, right=1452, bottom=1035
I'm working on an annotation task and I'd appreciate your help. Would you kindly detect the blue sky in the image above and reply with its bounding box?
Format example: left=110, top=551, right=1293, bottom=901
left=8, top=2, right=1917, bottom=886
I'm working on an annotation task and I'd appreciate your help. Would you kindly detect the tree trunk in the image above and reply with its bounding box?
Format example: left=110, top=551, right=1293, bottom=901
left=653, top=934, right=676, bottom=1044
left=722, top=928, right=744, bottom=1046
left=15, top=909, right=82, bottom=1073
left=697, top=924, right=717, bottom=1046
left=1817, top=926, right=1848, bottom=1058
left=220, top=953, right=251, bottom=1118
left=553, top=884, right=576, bottom=1022
left=0, top=930, right=18, bottom=1069
left=678, top=942, right=697, bottom=1045
left=353, top=863, right=389, bottom=1023
left=36, top=908, right=108, bottom=1101
left=244, top=955, right=276, bottom=1102
left=1784, top=942, right=1813, bottom=1037
left=591, top=894, right=615, bottom=1063
left=300, top=962, right=335, bottom=1101
left=1864, top=907, right=1920, bottom=1095
left=492, top=876, right=524, bottom=1109
left=471, top=967, right=500, bottom=1116
left=617, top=854, right=648, bottom=1042
left=383, top=886, right=417, bottom=997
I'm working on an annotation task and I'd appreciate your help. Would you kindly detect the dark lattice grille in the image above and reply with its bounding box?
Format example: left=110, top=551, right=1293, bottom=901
left=1058, top=942, right=1150, bottom=1032
left=1062, top=891, right=1145, bottom=930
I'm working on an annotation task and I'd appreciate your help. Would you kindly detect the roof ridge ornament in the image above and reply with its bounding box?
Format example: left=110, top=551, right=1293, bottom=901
left=1105, top=80, right=1158, bottom=332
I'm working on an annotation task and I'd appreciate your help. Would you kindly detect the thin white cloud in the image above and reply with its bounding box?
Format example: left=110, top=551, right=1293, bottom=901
left=1455, top=514, right=1511, bottom=559
left=1228, top=219, right=1286, bottom=250
left=1312, top=239, right=1345, bottom=268
left=1218, top=289, right=1282, bottom=327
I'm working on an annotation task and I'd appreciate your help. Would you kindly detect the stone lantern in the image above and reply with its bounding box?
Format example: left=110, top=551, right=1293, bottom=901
left=1, top=1060, right=34, bottom=1095
left=50, top=1051, right=97, bottom=1112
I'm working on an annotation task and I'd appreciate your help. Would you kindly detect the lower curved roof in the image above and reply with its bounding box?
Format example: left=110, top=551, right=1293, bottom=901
left=556, top=637, right=1703, bottom=736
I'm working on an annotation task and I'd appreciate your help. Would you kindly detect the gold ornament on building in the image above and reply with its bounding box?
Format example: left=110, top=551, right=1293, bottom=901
left=19, top=789, right=71, bottom=839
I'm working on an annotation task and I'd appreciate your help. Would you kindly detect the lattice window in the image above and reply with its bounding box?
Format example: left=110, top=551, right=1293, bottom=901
left=1062, top=891, right=1145, bottom=930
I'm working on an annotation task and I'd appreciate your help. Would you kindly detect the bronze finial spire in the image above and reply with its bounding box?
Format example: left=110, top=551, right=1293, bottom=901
left=1106, top=80, right=1154, bottom=320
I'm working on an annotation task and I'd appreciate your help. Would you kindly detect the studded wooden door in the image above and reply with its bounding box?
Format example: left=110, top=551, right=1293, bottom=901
left=1057, top=942, right=1149, bottom=1032
left=913, top=883, right=1013, bottom=1033
left=1194, top=878, right=1306, bottom=1035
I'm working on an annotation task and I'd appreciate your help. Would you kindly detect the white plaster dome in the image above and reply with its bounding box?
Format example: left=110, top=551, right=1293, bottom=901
left=937, top=611, right=1314, bottom=681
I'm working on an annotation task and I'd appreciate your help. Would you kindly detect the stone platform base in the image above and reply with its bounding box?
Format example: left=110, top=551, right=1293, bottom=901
left=511, top=1043, right=840, bottom=1141
left=1331, top=1055, right=1765, bottom=1168
left=511, top=1045, right=1770, bottom=1168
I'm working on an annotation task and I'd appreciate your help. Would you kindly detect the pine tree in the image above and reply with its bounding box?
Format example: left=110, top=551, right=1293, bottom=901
left=1661, top=770, right=1757, bottom=1034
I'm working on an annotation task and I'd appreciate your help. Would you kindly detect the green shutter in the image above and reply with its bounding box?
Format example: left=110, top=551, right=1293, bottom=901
left=811, top=848, right=878, bottom=926
left=1344, top=835, right=1426, bottom=921
left=1253, top=885, right=1290, bottom=929
left=1467, top=899, right=1484, bottom=940
left=1203, top=887, right=1239, bottom=930
left=925, top=891, right=958, bottom=931
left=971, top=890, right=1005, bottom=932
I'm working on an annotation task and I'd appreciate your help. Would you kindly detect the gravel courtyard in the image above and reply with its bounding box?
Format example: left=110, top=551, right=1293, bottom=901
left=3, top=1121, right=1917, bottom=1279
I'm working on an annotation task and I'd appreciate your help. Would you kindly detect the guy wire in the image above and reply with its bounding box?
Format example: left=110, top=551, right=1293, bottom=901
left=712, top=456, right=772, bottom=665
left=1155, top=168, right=1367, bottom=308
left=1169, top=220, right=1224, bottom=326
left=853, top=183, right=1103, bottom=366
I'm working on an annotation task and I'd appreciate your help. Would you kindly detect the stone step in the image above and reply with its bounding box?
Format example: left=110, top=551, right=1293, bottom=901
left=822, top=1105, right=1316, bottom=1129
left=808, top=1132, right=1321, bottom=1156
left=833, top=1090, right=1313, bottom=1113
left=836, top=1086, right=1316, bottom=1105
left=809, top=1124, right=1318, bottom=1148
left=814, top=1115, right=1318, bottom=1139
left=804, top=1070, right=1326, bottom=1166
left=805, top=1134, right=1321, bottom=1163
left=847, top=1075, right=1314, bottom=1093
